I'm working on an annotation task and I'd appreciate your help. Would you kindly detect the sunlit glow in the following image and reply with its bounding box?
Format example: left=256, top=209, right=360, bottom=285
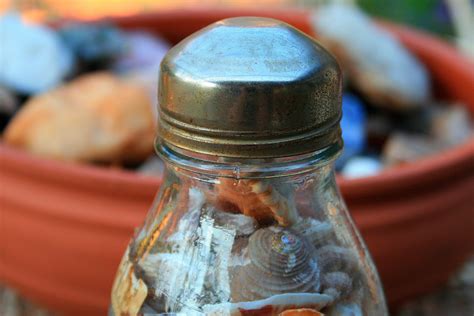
left=2, top=0, right=292, bottom=21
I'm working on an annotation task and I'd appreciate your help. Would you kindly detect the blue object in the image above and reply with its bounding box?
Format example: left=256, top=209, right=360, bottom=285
left=336, top=93, right=367, bottom=169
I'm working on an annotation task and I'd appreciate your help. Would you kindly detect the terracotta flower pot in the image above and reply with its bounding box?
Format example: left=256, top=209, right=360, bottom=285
left=1, top=8, right=473, bottom=316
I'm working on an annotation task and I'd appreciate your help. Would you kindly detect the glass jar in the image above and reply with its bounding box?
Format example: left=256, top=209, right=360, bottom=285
left=110, top=17, right=388, bottom=316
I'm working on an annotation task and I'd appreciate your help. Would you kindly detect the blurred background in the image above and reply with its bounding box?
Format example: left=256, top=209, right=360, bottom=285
left=0, top=0, right=473, bottom=315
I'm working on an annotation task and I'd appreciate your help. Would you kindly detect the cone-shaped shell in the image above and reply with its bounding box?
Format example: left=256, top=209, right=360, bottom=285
left=231, top=227, right=320, bottom=302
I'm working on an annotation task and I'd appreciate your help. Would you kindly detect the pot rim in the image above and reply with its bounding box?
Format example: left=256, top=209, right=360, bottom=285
left=1, top=8, right=473, bottom=196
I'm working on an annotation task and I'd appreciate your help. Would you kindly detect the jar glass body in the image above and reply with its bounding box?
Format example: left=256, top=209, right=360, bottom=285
left=110, top=144, right=388, bottom=315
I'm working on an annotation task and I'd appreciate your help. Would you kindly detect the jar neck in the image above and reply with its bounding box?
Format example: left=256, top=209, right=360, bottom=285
left=156, top=141, right=342, bottom=179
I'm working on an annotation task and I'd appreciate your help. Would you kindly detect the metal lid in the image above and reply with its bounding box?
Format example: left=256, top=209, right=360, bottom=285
left=157, top=17, right=342, bottom=158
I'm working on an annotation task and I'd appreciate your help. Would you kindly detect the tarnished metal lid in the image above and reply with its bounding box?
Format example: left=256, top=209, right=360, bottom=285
left=157, top=17, right=342, bottom=158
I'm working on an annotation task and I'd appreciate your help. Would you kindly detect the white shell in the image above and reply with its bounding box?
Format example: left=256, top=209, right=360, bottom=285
left=203, top=292, right=332, bottom=316
left=213, top=209, right=258, bottom=236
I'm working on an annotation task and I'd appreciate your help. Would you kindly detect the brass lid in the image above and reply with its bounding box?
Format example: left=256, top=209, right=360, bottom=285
left=157, top=17, right=342, bottom=158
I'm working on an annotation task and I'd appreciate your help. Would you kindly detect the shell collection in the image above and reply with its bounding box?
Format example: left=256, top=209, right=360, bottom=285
left=111, top=177, right=367, bottom=316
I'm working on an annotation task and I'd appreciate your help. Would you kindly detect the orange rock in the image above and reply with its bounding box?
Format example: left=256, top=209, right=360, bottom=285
left=4, top=72, right=155, bottom=164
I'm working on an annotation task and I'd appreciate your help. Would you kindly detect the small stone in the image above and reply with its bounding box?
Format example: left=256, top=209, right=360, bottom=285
left=337, top=93, right=367, bottom=168
left=382, top=133, right=446, bottom=166
left=114, top=31, right=170, bottom=73
left=0, top=12, right=73, bottom=94
left=119, top=32, right=171, bottom=112
left=313, top=4, right=430, bottom=110
left=3, top=72, right=155, bottom=163
left=0, top=86, right=19, bottom=131
left=58, top=22, right=125, bottom=72
left=137, top=156, right=164, bottom=176
left=366, top=112, right=393, bottom=149
left=0, top=86, right=18, bottom=115
left=430, top=104, right=472, bottom=146
left=341, top=156, right=383, bottom=178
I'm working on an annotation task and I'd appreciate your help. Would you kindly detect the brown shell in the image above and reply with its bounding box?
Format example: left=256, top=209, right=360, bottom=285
left=230, top=227, right=320, bottom=302
left=214, top=179, right=299, bottom=226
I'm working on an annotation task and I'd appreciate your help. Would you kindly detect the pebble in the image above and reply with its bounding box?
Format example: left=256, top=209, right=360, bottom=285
left=0, top=86, right=18, bottom=116
left=137, top=156, right=165, bottom=176
left=119, top=32, right=171, bottom=111
left=58, top=22, right=125, bottom=72
left=0, top=86, right=18, bottom=131
left=382, top=133, right=446, bottom=166
left=341, top=156, right=383, bottom=178
left=336, top=93, right=367, bottom=168
left=114, top=31, right=170, bottom=73
left=430, top=104, right=472, bottom=146
left=0, top=12, right=73, bottom=94
left=313, top=4, right=431, bottom=110
left=3, top=72, right=156, bottom=164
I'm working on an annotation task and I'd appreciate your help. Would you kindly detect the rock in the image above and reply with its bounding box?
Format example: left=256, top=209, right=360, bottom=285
left=137, top=156, right=165, bottom=176
left=382, top=133, right=446, bottom=166
left=312, top=4, right=430, bottom=110
left=366, top=112, right=393, bottom=149
left=120, top=32, right=171, bottom=111
left=58, top=22, right=125, bottom=72
left=341, top=156, right=383, bottom=178
left=430, top=104, right=472, bottom=146
left=0, top=12, right=73, bottom=94
left=114, top=31, right=170, bottom=73
left=3, top=72, right=155, bottom=164
left=0, top=86, right=18, bottom=131
left=337, top=93, right=367, bottom=168
left=0, top=86, right=18, bottom=115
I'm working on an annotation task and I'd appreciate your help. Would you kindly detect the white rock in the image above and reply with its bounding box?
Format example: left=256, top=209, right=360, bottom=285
left=0, top=12, right=73, bottom=94
left=342, top=156, right=383, bottom=178
left=313, top=4, right=430, bottom=109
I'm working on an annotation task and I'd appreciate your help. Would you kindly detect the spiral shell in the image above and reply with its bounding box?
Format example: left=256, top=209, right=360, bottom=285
left=321, top=271, right=352, bottom=300
left=231, top=227, right=320, bottom=302
left=316, top=245, right=358, bottom=275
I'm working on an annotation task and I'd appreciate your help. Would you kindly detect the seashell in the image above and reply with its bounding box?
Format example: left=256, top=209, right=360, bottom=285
left=279, top=308, right=325, bottom=316
left=111, top=247, right=148, bottom=316
left=292, top=218, right=332, bottom=248
left=230, top=227, right=320, bottom=302
left=213, top=208, right=259, bottom=236
left=316, top=245, right=358, bottom=275
left=215, top=179, right=300, bottom=226
left=321, top=271, right=352, bottom=301
left=203, top=293, right=332, bottom=316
